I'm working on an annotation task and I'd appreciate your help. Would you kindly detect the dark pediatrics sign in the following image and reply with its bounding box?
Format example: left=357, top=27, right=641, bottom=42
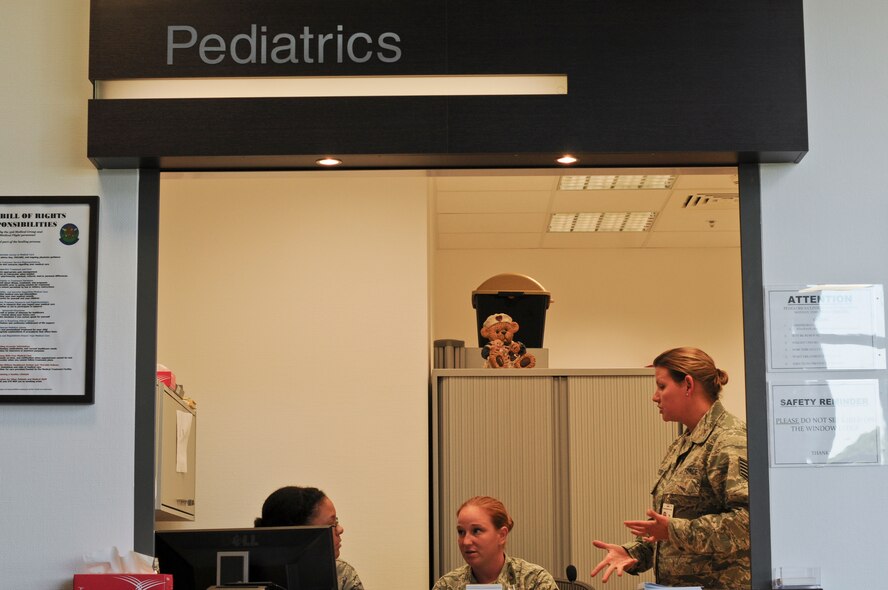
left=90, top=0, right=447, bottom=79
left=165, top=24, right=404, bottom=69
left=0, top=197, right=98, bottom=404
left=88, top=1, right=808, bottom=169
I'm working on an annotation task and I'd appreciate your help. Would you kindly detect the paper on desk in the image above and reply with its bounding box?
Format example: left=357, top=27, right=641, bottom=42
left=79, top=547, right=155, bottom=574
left=176, top=410, right=193, bottom=472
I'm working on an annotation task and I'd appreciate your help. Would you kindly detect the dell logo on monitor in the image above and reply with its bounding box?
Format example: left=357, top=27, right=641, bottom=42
left=231, top=533, right=260, bottom=547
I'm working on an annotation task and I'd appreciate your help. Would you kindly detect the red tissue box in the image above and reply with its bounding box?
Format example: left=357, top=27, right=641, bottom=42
left=73, top=573, right=173, bottom=590
left=157, top=370, right=176, bottom=390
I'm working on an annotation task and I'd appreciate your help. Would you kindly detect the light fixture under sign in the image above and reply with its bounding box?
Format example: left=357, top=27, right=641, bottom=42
left=316, top=157, right=342, bottom=166
left=94, top=75, right=568, bottom=100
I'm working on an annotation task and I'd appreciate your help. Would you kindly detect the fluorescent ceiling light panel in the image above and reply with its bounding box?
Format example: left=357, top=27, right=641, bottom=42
left=622, top=211, right=657, bottom=231
left=573, top=212, right=602, bottom=232
left=548, top=213, right=577, bottom=232
left=558, top=174, right=676, bottom=190
left=94, top=75, right=567, bottom=99
left=548, top=211, right=656, bottom=233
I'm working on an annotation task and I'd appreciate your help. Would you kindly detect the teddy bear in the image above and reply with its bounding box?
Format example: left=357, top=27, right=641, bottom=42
left=480, top=313, right=536, bottom=369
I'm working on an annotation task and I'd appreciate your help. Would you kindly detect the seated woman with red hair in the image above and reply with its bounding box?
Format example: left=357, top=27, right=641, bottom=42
left=433, top=495, right=558, bottom=590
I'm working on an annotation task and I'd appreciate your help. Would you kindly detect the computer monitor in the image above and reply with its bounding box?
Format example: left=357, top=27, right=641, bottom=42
left=155, top=525, right=337, bottom=590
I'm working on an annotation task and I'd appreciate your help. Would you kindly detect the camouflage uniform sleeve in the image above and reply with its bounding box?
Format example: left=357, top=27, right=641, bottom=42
left=336, top=559, right=365, bottom=590
left=621, top=540, right=654, bottom=574
left=667, top=426, right=750, bottom=554
left=506, top=556, right=560, bottom=590
left=432, top=565, right=469, bottom=590
left=527, top=565, right=560, bottom=590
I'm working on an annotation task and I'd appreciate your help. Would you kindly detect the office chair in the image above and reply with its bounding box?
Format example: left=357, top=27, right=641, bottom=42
left=555, top=565, right=595, bottom=590
left=554, top=579, right=595, bottom=590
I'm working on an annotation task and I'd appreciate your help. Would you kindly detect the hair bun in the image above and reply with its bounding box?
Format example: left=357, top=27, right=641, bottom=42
left=715, top=368, right=729, bottom=387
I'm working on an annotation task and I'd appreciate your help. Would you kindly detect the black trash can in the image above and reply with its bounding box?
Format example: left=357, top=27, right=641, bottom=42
left=471, top=273, right=552, bottom=348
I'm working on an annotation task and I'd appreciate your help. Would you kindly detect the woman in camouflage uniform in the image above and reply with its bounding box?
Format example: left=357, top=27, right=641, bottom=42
left=255, top=486, right=365, bottom=590
left=433, top=496, right=559, bottom=590
left=590, top=347, right=750, bottom=589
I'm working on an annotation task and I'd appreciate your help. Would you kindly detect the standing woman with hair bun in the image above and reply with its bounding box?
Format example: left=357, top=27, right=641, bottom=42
left=590, top=347, right=750, bottom=589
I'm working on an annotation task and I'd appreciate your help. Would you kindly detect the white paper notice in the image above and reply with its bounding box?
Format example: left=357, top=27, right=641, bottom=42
left=770, top=380, right=883, bottom=465
left=0, top=202, right=91, bottom=396
left=176, top=410, right=193, bottom=472
left=766, top=284, right=886, bottom=370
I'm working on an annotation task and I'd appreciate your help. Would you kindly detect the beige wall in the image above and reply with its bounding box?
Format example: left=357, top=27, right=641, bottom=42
left=434, top=247, right=747, bottom=419
left=0, top=3, right=141, bottom=589
left=157, top=171, right=431, bottom=589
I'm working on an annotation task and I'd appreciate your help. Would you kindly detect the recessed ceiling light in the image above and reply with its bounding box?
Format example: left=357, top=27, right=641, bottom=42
left=556, top=154, right=578, bottom=165
left=548, top=211, right=657, bottom=232
left=316, top=157, right=342, bottom=166
left=558, top=174, right=676, bottom=190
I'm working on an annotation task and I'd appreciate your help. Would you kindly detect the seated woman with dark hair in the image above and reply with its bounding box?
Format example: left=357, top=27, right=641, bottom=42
left=256, top=486, right=365, bottom=590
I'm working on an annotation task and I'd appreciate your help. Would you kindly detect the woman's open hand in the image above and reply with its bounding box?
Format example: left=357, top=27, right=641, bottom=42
left=589, top=540, right=638, bottom=583
left=623, top=508, right=670, bottom=543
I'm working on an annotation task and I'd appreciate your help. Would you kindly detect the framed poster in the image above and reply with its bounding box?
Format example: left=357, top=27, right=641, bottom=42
left=765, top=284, right=886, bottom=371
left=0, top=196, right=98, bottom=403
left=768, top=379, right=884, bottom=466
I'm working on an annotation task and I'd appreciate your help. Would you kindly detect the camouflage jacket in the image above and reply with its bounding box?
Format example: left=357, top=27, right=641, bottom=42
left=432, top=555, right=558, bottom=590
left=337, top=559, right=364, bottom=590
left=623, top=400, right=750, bottom=589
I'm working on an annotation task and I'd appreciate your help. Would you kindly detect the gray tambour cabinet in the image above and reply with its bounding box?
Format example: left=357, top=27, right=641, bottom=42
left=154, top=381, right=197, bottom=521
left=431, top=369, right=678, bottom=590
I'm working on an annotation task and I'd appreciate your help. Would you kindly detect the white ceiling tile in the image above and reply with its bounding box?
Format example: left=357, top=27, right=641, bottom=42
left=438, top=233, right=543, bottom=249
left=654, top=208, right=740, bottom=232
left=431, top=169, right=741, bottom=252
left=437, top=191, right=552, bottom=213
left=552, top=189, right=670, bottom=212
left=435, top=176, right=558, bottom=191
left=671, top=173, right=739, bottom=190
left=643, top=231, right=741, bottom=248
left=437, top=212, right=549, bottom=233
left=541, top=232, right=650, bottom=248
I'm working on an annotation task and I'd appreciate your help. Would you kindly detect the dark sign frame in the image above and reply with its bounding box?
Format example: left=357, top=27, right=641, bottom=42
left=87, top=1, right=808, bottom=170
left=0, top=196, right=99, bottom=404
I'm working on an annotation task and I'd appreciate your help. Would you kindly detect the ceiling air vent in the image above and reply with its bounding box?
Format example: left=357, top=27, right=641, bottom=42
left=683, top=193, right=740, bottom=208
